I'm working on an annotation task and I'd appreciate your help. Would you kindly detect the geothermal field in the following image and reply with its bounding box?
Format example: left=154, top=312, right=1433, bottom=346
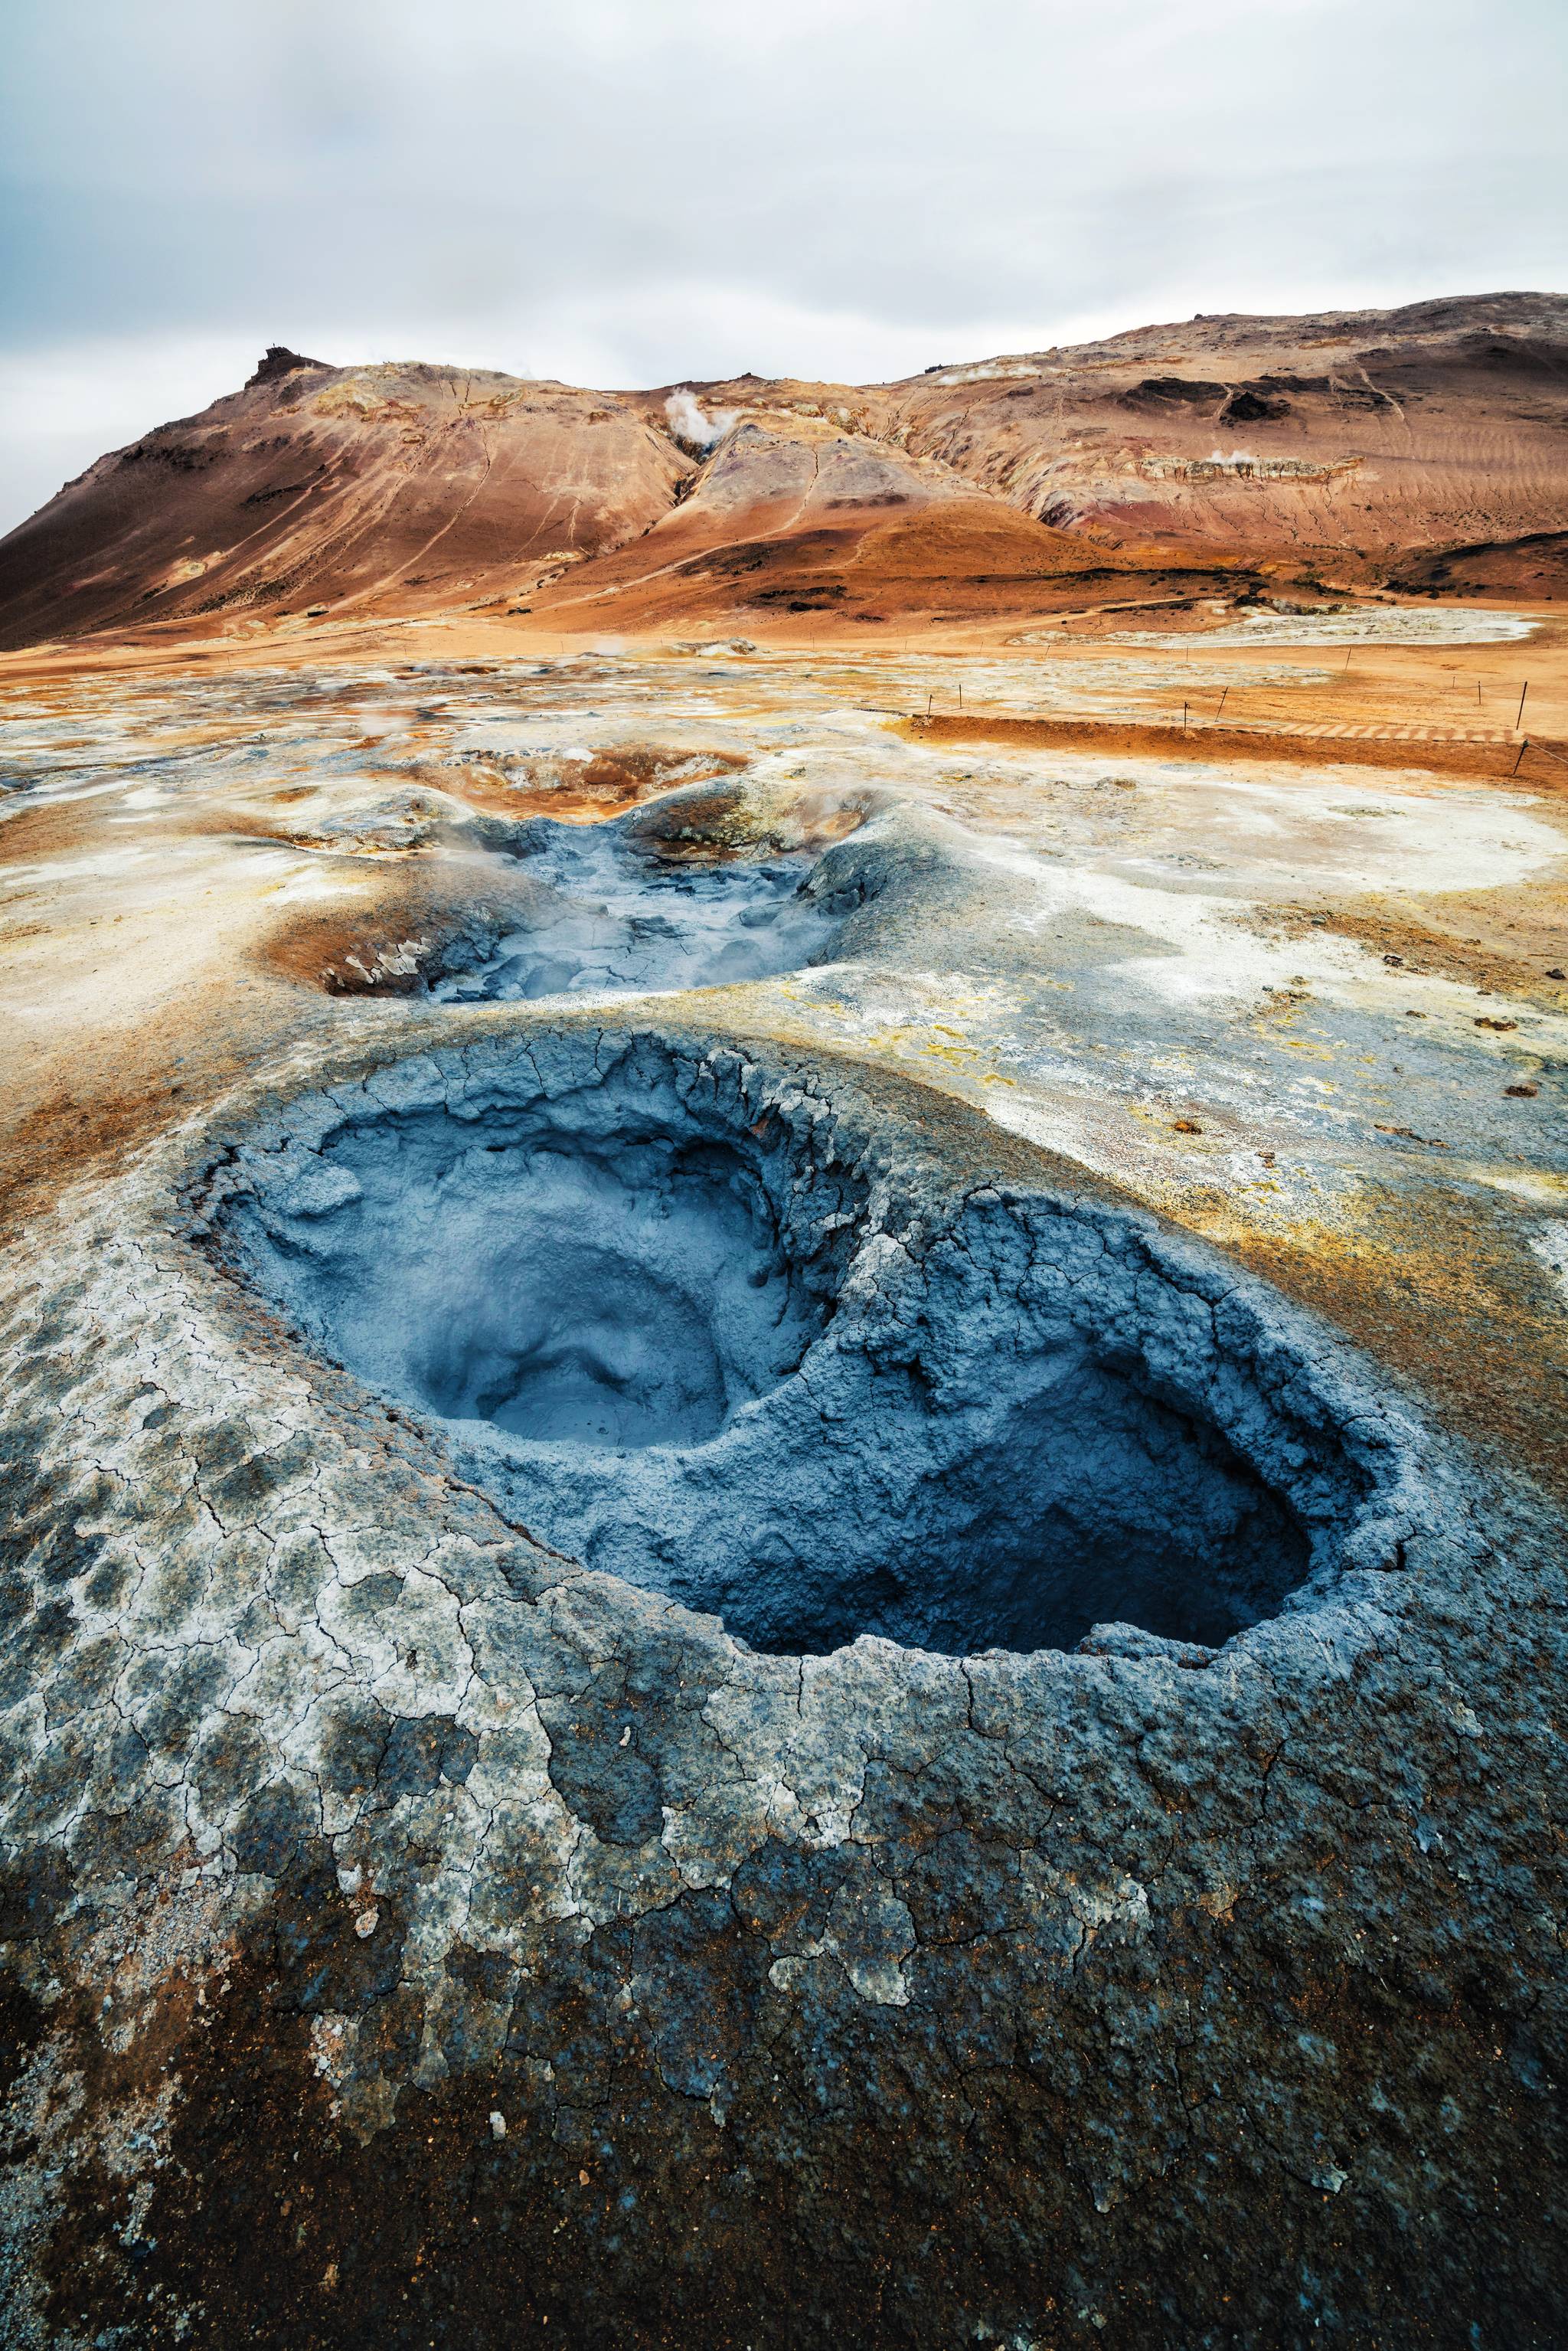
left=2, top=294, right=1567, bottom=2345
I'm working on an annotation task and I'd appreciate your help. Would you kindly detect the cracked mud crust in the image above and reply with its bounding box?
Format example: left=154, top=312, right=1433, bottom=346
left=2, top=1010, right=1565, bottom=2349
left=2, top=598, right=1566, bottom=2346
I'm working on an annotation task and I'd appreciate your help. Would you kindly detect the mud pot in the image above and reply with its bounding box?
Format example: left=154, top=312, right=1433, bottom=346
left=211, top=1028, right=1423, bottom=1658
left=434, top=816, right=846, bottom=1003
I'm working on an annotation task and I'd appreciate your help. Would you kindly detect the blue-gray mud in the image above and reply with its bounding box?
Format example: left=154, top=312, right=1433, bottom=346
left=215, top=1033, right=1389, bottom=1659
left=2, top=1015, right=1565, bottom=2351
left=290, top=773, right=887, bottom=1005
left=433, top=822, right=843, bottom=1003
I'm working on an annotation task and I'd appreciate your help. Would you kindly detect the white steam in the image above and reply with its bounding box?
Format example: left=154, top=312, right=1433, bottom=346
left=665, top=387, right=741, bottom=451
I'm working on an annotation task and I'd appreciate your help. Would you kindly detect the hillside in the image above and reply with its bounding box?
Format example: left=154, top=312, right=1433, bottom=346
left=2, top=292, right=1564, bottom=650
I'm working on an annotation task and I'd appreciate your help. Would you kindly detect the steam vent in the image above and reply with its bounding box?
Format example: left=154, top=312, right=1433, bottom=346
left=3, top=296, right=1568, bottom=2349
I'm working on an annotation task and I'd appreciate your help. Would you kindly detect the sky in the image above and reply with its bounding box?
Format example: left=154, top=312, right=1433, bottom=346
left=1, top=0, right=1564, bottom=531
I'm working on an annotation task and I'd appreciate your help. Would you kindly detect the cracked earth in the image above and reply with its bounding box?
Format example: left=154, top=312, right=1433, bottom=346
left=1, top=612, right=1566, bottom=2347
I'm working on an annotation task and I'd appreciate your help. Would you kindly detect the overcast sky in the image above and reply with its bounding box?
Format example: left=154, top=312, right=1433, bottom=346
left=1, top=0, right=1563, bottom=531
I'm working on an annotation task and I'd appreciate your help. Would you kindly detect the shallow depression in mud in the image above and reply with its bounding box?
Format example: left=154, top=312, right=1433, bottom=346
left=433, top=821, right=845, bottom=1004
left=214, top=1037, right=1405, bottom=1659
left=229, top=1091, right=841, bottom=1453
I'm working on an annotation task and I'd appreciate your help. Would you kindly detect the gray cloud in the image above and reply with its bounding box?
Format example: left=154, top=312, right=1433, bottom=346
left=2, top=0, right=1564, bottom=528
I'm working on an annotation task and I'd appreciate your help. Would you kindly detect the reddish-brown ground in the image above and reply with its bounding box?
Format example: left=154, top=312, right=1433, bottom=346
left=4, top=293, right=1565, bottom=659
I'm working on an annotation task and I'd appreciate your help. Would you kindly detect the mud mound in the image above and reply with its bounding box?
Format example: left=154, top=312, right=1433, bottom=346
left=262, top=871, right=547, bottom=996
left=444, top=743, right=748, bottom=824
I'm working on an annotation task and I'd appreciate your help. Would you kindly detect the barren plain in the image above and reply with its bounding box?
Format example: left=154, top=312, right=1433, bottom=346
left=1, top=297, right=1566, bottom=2348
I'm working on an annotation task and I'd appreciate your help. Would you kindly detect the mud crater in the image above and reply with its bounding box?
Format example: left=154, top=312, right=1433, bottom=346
left=211, top=1033, right=1418, bottom=1659
left=435, top=821, right=845, bottom=1003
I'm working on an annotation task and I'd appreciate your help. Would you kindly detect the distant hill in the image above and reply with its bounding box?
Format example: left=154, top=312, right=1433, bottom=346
left=2, top=294, right=1564, bottom=649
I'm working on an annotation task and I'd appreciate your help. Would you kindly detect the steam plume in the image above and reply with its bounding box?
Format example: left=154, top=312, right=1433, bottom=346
left=665, top=387, right=741, bottom=452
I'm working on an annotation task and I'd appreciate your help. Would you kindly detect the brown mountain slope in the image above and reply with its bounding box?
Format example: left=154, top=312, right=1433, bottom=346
left=0, top=348, right=693, bottom=649
left=2, top=293, right=1564, bottom=652
left=664, top=292, right=1568, bottom=600
left=521, top=406, right=1178, bottom=636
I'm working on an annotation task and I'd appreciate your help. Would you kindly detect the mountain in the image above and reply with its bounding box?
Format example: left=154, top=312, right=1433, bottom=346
left=2, top=294, right=1564, bottom=651
left=0, top=348, right=689, bottom=649
left=878, top=292, right=1568, bottom=595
